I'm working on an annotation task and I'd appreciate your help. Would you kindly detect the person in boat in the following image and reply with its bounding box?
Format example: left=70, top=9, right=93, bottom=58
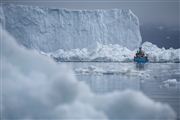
left=136, top=47, right=145, bottom=57
left=134, top=47, right=148, bottom=63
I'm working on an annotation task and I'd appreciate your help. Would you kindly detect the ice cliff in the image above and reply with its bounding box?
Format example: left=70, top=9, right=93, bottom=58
left=1, top=4, right=142, bottom=52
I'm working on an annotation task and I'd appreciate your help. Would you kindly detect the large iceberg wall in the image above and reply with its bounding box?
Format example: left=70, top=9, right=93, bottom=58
left=2, top=4, right=142, bottom=52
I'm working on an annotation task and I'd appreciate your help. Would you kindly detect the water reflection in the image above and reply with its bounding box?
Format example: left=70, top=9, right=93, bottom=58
left=77, top=74, right=141, bottom=93
left=65, top=62, right=180, bottom=118
left=136, top=63, right=145, bottom=70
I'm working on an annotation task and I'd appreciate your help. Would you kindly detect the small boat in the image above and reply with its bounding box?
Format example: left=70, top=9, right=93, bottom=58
left=134, top=56, right=148, bottom=63
left=134, top=47, right=148, bottom=64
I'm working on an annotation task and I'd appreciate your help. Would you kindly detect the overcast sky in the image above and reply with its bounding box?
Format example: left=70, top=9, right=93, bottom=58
left=2, top=0, right=180, bottom=26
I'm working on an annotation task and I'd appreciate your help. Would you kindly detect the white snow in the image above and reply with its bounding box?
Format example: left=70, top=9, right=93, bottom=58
left=49, top=42, right=134, bottom=62
left=2, top=4, right=141, bottom=52
left=47, top=41, right=180, bottom=62
left=90, top=43, right=134, bottom=62
left=51, top=48, right=90, bottom=61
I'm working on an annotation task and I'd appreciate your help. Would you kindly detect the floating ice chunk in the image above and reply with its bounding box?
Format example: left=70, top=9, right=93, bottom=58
left=51, top=48, right=89, bottom=61
left=142, top=42, right=180, bottom=63
left=48, top=43, right=135, bottom=62
left=75, top=65, right=105, bottom=75
left=75, top=65, right=150, bottom=78
left=160, top=79, right=180, bottom=88
left=90, top=43, right=134, bottom=62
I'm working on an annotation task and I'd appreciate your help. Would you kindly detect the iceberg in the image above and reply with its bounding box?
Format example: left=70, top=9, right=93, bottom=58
left=74, top=65, right=150, bottom=78
left=50, top=43, right=134, bottom=62
left=142, top=42, right=180, bottom=63
left=46, top=42, right=180, bottom=62
left=160, top=79, right=180, bottom=88
left=1, top=4, right=179, bottom=63
left=2, top=4, right=142, bottom=52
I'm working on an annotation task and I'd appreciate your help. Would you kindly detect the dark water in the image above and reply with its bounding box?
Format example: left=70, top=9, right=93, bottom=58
left=65, top=62, right=180, bottom=118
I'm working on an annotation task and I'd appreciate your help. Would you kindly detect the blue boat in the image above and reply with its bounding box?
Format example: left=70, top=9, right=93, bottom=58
left=134, top=56, right=148, bottom=63
left=134, top=47, right=148, bottom=64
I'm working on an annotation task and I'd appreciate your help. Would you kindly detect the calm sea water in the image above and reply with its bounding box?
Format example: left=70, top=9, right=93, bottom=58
left=63, top=62, right=180, bottom=118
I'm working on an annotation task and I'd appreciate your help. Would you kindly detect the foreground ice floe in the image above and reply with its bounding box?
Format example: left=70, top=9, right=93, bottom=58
left=45, top=41, right=180, bottom=63
left=1, top=26, right=176, bottom=119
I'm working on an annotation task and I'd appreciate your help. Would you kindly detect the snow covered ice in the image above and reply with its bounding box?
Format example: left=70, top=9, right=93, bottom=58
left=47, top=41, right=180, bottom=62
left=1, top=4, right=141, bottom=52
left=142, top=42, right=180, bottom=63
left=160, top=79, right=180, bottom=88
left=1, top=4, right=179, bottom=63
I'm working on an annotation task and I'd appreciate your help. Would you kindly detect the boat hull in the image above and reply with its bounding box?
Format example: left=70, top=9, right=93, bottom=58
left=134, top=56, right=148, bottom=63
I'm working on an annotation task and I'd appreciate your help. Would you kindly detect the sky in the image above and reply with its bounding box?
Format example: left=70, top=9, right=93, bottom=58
left=1, top=0, right=180, bottom=48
